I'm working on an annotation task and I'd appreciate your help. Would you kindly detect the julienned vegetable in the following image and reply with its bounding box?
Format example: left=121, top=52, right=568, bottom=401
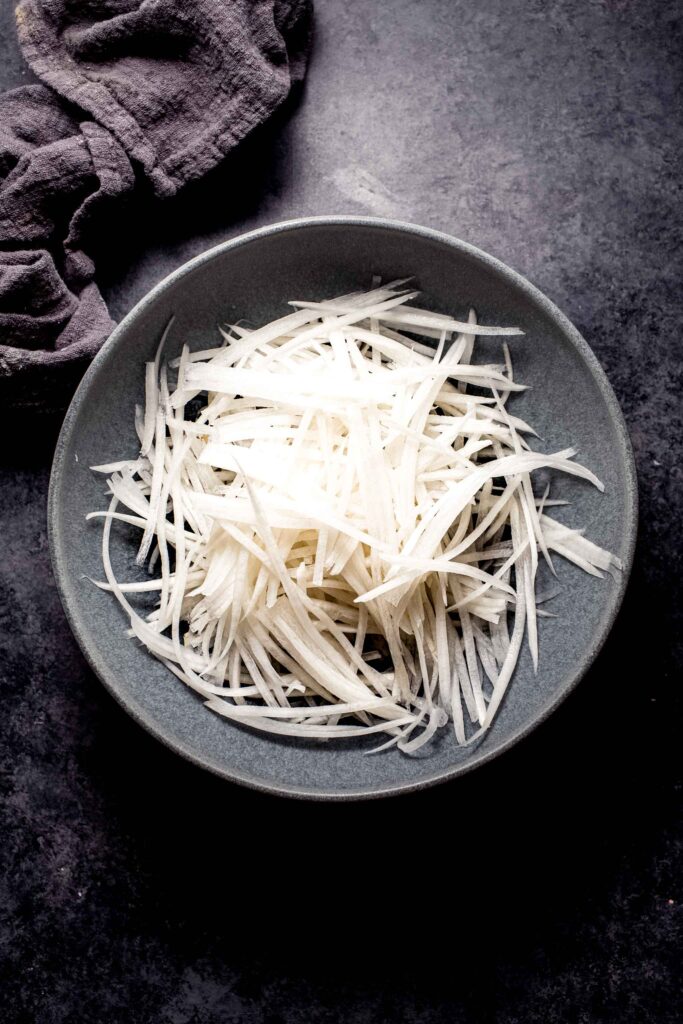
left=88, top=281, right=621, bottom=753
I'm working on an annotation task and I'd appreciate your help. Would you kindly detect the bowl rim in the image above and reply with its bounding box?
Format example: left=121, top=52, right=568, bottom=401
left=48, top=215, right=638, bottom=801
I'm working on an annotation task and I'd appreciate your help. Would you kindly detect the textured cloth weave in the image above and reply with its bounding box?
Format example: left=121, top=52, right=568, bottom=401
left=0, top=0, right=312, bottom=411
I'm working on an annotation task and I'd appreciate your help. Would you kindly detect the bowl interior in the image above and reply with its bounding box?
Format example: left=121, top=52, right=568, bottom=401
left=49, top=220, right=636, bottom=798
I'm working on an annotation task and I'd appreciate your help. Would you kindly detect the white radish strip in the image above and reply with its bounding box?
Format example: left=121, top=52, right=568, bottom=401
left=91, top=459, right=146, bottom=474
left=540, top=514, right=623, bottom=573
left=459, top=606, right=487, bottom=725
left=85, top=511, right=194, bottom=545
left=135, top=411, right=166, bottom=566
left=449, top=616, right=479, bottom=726
left=369, top=307, right=523, bottom=337
left=87, top=280, right=620, bottom=754
left=204, top=700, right=415, bottom=738
left=141, top=362, right=158, bottom=455
left=475, top=508, right=529, bottom=733
left=294, top=299, right=523, bottom=337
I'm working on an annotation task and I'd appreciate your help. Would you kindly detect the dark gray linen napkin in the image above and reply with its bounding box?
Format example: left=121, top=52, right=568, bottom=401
left=0, top=0, right=313, bottom=411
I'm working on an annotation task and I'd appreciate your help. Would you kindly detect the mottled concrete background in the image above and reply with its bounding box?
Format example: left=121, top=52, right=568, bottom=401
left=1, top=1, right=681, bottom=1021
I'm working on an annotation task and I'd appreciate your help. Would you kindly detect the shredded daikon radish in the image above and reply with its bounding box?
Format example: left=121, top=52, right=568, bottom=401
left=88, top=282, right=622, bottom=751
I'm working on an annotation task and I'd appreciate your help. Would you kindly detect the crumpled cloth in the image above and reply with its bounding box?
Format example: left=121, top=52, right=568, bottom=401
left=0, top=0, right=313, bottom=411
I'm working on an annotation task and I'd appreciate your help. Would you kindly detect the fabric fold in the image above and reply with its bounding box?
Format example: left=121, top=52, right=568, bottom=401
left=0, top=0, right=313, bottom=411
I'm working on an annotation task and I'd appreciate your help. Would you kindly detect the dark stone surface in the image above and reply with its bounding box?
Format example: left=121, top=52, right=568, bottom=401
left=0, top=0, right=681, bottom=1021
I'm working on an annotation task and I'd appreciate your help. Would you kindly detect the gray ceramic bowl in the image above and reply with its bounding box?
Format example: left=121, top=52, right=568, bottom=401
left=48, top=217, right=637, bottom=799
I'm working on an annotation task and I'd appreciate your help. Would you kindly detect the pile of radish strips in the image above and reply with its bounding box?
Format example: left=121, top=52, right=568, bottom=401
left=88, top=280, right=622, bottom=753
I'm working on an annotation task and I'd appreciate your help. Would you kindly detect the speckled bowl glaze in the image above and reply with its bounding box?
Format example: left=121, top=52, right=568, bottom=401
left=48, top=217, right=637, bottom=800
